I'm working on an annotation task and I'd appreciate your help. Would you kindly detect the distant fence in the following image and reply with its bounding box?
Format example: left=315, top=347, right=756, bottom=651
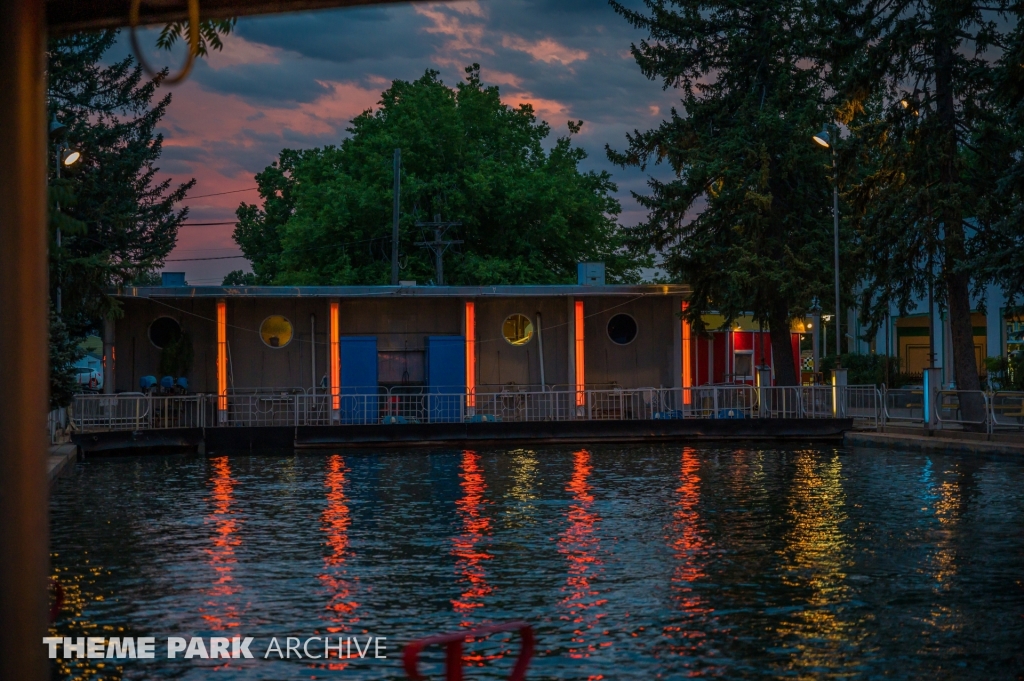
left=55, top=386, right=1024, bottom=438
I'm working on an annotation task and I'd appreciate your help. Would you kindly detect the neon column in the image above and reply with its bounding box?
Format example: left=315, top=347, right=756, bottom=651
left=330, top=301, right=340, bottom=419
left=465, top=301, right=476, bottom=408
left=681, top=301, right=692, bottom=405
left=574, top=300, right=585, bottom=406
left=216, top=299, right=227, bottom=422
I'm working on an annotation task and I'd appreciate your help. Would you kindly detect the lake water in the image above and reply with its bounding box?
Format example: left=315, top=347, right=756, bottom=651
left=49, top=445, right=1024, bottom=680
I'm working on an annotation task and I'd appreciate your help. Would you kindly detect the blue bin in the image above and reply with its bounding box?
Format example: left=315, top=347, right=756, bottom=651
left=139, top=375, right=157, bottom=391
left=159, top=376, right=174, bottom=389
left=176, top=377, right=189, bottom=391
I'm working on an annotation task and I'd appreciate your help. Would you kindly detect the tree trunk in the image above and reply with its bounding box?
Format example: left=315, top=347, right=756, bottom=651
left=769, top=307, right=798, bottom=386
left=935, top=36, right=984, bottom=426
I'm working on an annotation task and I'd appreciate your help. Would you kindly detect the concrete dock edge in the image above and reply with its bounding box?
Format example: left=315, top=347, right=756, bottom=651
left=845, top=431, right=1024, bottom=455
left=47, top=443, right=78, bottom=485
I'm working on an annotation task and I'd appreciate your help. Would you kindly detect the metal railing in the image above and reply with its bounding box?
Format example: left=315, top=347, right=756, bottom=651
left=882, top=387, right=925, bottom=425
left=934, top=390, right=991, bottom=432
left=844, top=385, right=882, bottom=429
left=990, top=391, right=1024, bottom=430
left=70, top=384, right=854, bottom=432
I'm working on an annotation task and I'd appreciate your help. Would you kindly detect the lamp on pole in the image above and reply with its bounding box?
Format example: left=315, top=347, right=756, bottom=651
left=813, top=125, right=841, bottom=364
left=809, top=297, right=822, bottom=378
left=49, top=115, right=81, bottom=315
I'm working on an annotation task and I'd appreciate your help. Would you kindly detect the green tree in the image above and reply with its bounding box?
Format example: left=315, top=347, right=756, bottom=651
left=974, top=14, right=1024, bottom=304
left=48, top=309, right=83, bottom=411
left=231, top=66, right=641, bottom=286
left=841, top=0, right=1016, bottom=410
left=606, top=0, right=839, bottom=385
left=46, top=31, right=195, bottom=405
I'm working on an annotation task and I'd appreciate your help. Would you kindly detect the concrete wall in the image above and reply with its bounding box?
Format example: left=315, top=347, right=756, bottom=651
left=115, top=298, right=219, bottom=393
left=581, top=296, right=678, bottom=389
left=475, top=297, right=570, bottom=389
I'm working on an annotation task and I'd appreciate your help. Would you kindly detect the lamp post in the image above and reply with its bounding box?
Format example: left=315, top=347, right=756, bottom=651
left=813, top=125, right=841, bottom=364
left=49, top=116, right=81, bottom=315
left=809, top=298, right=822, bottom=378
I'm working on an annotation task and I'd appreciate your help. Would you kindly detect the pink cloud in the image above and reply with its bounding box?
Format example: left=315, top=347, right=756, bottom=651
left=414, top=3, right=492, bottom=56
left=153, top=76, right=382, bottom=282
left=502, top=91, right=570, bottom=121
left=501, top=35, right=587, bottom=66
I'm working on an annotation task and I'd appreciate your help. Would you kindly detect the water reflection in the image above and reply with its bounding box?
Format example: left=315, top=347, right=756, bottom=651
left=452, top=450, right=493, bottom=624
left=775, top=450, right=858, bottom=672
left=504, top=449, right=539, bottom=528
left=47, top=446, right=1024, bottom=680
left=317, top=454, right=360, bottom=669
left=200, top=456, right=243, bottom=630
left=663, top=448, right=717, bottom=670
left=558, top=449, right=606, bottom=659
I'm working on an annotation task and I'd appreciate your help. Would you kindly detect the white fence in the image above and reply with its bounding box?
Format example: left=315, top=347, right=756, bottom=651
left=64, top=385, right=841, bottom=432
left=60, top=386, right=1023, bottom=434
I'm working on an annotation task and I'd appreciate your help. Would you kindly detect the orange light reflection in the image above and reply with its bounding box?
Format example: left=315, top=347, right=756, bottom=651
left=452, top=450, right=493, bottom=625
left=317, top=454, right=360, bottom=670
left=558, top=449, right=606, bottom=659
left=663, top=448, right=717, bottom=669
left=200, top=456, right=242, bottom=630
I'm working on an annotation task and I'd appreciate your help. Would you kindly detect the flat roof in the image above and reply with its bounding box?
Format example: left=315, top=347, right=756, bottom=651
left=116, top=284, right=691, bottom=299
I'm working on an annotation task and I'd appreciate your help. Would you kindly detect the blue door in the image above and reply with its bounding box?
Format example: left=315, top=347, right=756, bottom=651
left=341, top=336, right=377, bottom=424
left=426, top=336, right=465, bottom=422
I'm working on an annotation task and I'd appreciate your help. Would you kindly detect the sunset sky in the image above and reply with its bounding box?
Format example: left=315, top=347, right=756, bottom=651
left=129, top=0, right=679, bottom=284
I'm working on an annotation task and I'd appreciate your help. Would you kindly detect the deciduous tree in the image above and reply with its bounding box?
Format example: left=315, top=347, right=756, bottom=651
left=231, top=66, right=641, bottom=286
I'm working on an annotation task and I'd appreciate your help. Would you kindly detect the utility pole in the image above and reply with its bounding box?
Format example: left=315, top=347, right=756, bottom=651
left=391, top=148, right=400, bottom=286
left=415, top=214, right=462, bottom=285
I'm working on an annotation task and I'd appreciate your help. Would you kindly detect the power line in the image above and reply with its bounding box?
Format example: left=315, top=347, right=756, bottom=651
left=166, top=254, right=246, bottom=262
left=186, top=187, right=259, bottom=200
left=179, top=221, right=237, bottom=227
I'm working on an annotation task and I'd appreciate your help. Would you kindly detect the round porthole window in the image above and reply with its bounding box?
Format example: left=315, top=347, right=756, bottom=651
left=260, top=315, right=293, bottom=348
left=502, top=314, right=534, bottom=346
left=607, top=314, right=637, bottom=345
left=148, top=317, right=182, bottom=349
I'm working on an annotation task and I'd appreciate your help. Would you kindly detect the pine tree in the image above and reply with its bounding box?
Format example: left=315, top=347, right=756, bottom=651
left=47, top=31, right=194, bottom=405
left=841, top=0, right=1016, bottom=412
left=607, top=0, right=839, bottom=385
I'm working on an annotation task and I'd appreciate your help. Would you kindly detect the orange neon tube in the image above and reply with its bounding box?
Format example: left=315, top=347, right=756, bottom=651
left=681, top=301, right=692, bottom=405
left=216, top=300, right=227, bottom=412
left=575, top=300, right=585, bottom=406
left=330, top=302, right=340, bottom=411
left=465, top=301, right=476, bottom=407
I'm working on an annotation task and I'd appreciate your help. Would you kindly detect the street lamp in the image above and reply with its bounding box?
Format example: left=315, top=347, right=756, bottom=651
left=809, top=298, right=822, bottom=377
left=50, top=116, right=81, bottom=315
left=813, top=124, right=841, bottom=364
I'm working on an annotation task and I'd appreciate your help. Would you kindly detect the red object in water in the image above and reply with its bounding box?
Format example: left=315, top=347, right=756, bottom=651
left=49, top=578, right=64, bottom=623
left=403, top=622, right=535, bottom=681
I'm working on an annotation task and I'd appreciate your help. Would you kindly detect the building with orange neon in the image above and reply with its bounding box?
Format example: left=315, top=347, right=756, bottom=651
left=105, top=276, right=811, bottom=415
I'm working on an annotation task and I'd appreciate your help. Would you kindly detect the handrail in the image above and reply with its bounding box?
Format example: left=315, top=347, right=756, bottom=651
left=990, top=391, right=1024, bottom=431
left=69, top=384, right=875, bottom=432
left=934, top=390, right=991, bottom=432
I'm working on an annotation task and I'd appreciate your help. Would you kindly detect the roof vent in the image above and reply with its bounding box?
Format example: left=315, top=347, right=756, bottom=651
left=577, top=262, right=605, bottom=286
left=161, top=272, right=187, bottom=287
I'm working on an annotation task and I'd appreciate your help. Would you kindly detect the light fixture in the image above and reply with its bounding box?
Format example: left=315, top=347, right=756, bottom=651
left=49, top=116, right=67, bottom=140
left=900, top=98, right=910, bottom=109
left=61, top=148, right=81, bottom=167
left=812, top=127, right=831, bottom=148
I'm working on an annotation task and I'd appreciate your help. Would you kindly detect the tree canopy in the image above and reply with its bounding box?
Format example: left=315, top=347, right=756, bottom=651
left=606, top=0, right=840, bottom=385
left=47, top=31, right=194, bottom=405
left=840, top=0, right=1018, bottom=401
left=227, top=65, right=642, bottom=287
